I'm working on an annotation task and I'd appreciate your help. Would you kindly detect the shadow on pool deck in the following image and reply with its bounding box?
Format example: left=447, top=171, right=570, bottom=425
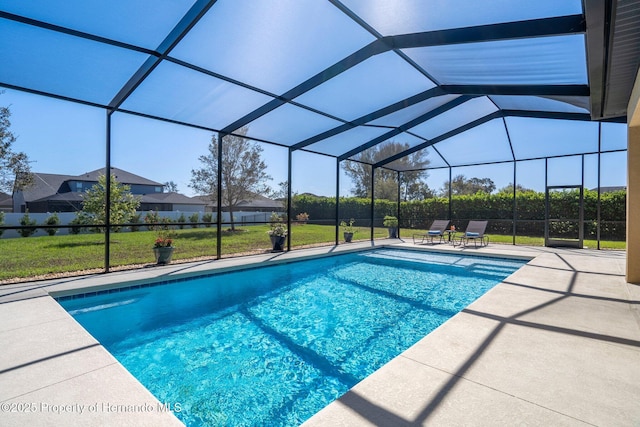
left=302, top=248, right=640, bottom=426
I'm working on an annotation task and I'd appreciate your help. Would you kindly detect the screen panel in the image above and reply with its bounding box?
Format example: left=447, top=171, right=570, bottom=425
left=120, top=61, right=273, bottom=130
left=404, top=35, right=587, bottom=85
left=294, top=52, right=435, bottom=121
left=0, top=19, right=150, bottom=105
left=170, top=0, right=375, bottom=94
left=341, top=0, right=582, bottom=35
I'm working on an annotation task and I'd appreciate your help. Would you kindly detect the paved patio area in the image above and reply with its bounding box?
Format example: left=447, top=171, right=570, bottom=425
left=1, top=241, right=638, bottom=426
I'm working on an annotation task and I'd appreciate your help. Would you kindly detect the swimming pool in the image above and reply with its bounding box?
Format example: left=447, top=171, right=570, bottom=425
left=58, top=248, right=526, bottom=426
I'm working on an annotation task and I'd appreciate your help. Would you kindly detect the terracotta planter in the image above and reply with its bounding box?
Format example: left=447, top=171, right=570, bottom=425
left=153, top=246, right=174, bottom=265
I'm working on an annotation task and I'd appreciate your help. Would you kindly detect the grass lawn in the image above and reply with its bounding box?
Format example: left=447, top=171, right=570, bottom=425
left=0, top=224, right=625, bottom=282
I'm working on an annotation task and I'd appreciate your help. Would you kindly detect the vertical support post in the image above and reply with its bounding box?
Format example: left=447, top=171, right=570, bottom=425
left=448, top=167, right=452, bottom=223
left=216, top=132, right=224, bottom=260
left=544, top=158, right=548, bottom=245
left=397, top=171, right=401, bottom=238
left=597, top=123, right=602, bottom=250
left=287, top=148, right=292, bottom=251
left=503, top=117, right=517, bottom=245
left=581, top=154, right=585, bottom=247
left=513, top=161, right=517, bottom=245
left=335, top=158, right=340, bottom=245
left=104, top=110, right=112, bottom=273
left=370, top=166, right=375, bottom=241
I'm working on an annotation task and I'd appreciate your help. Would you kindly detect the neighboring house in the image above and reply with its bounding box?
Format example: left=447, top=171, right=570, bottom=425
left=141, top=191, right=206, bottom=212
left=0, top=192, right=12, bottom=212
left=196, top=192, right=283, bottom=213
left=12, top=167, right=205, bottom=213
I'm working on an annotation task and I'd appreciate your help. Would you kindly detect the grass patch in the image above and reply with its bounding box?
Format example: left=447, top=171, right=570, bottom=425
left=0, top=225, right=625, bottom=282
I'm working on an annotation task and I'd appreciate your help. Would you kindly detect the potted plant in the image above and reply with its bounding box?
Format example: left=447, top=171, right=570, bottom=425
left=340, top=218, right=356, bottom=242
left=153, top=230, right=175, bottom=264
left=383, top=215, right=399, bottom=238
left=267, top=213, right=287, bottom=252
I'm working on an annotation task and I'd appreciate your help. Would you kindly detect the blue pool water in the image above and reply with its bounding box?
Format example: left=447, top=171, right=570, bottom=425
left=58, top=249, right=525, bottom=426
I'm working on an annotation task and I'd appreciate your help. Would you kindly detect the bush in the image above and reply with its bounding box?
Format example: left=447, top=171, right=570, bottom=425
left=202, top=212, right=213, bottom=227
left=292, top=190, right=626, bottom=240
left=177, top=213, right=186, bottom=229
left=189, top=212, right=199, bottom=228
left=129, top=213, right=141, bottom=232
left=144, top=211, right=161, bottom=231
left=69, top=213, right=90, bottom=234
left=19, top=212, right=38, bottom=237
left=44, top=213, right=60, bottom=236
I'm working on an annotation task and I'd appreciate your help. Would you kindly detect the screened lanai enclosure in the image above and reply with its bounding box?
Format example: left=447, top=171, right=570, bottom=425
left=0, top=0, right=637, bottom=281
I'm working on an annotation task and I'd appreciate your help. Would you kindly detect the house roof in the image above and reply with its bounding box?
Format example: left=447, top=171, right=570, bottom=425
left=0, top=192, right=12, bottom=206
left=21, top=172, right=72, bottom=202
left=32, top=191, right=85, bottom=203
left=29, top=190, right=205, bottom=207
left=78, top=167, right=162, bottom=186
left=143, top=192, right=205, bottom=206
left=18, top=168, right=163, bottom=203
left=196, top=193, right=283, bottom=209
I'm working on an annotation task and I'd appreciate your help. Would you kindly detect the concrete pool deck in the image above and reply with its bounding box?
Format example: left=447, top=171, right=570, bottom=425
left=1, top=241, right=638, bottom=426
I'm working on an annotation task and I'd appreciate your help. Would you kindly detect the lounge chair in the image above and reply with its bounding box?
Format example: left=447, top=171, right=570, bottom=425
left=413, top=219, right=450, bottom=244
left=456, top=220, right=489, bottom=247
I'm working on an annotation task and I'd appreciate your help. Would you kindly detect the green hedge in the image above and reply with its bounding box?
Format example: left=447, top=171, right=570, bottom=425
left=291, top=189, right=626, bottom=240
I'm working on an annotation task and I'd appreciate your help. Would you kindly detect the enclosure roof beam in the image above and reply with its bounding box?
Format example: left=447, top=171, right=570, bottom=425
left=220, top=39, right=390, bottom=134
left=374, top=112, right=503, bottom=168
left=373, top=107, right=597, bottom=169
left=291, top=87, right=446, bottom=151
left=502, top=110, right=593, bottom=121
left=107, top=0, right=219, bottom=110
left=386, top=14, right=585, bottom=49
left=219, top=14, right=586, bottom=134
left=441, top=85, right=590, bottom=97
left=337, top=96, right=475, bottom=161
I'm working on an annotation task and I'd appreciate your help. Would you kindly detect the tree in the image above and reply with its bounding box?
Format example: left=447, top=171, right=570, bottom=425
left=440, top=175, right=496, bottom=196
left=1, top=94, right=33, bottom=193
left=343, top=141, right=430, bottom=201
left=497, top=183, right=534, bottom=194
left=268, top=180, right=294, bottom=218
left=163, top=181, right=179, bottom=193
left=190, top=127, right=272, bottom=230
left=405, top=181, right=435, bottom=200
left=81, top=174, right=141, bottom=231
